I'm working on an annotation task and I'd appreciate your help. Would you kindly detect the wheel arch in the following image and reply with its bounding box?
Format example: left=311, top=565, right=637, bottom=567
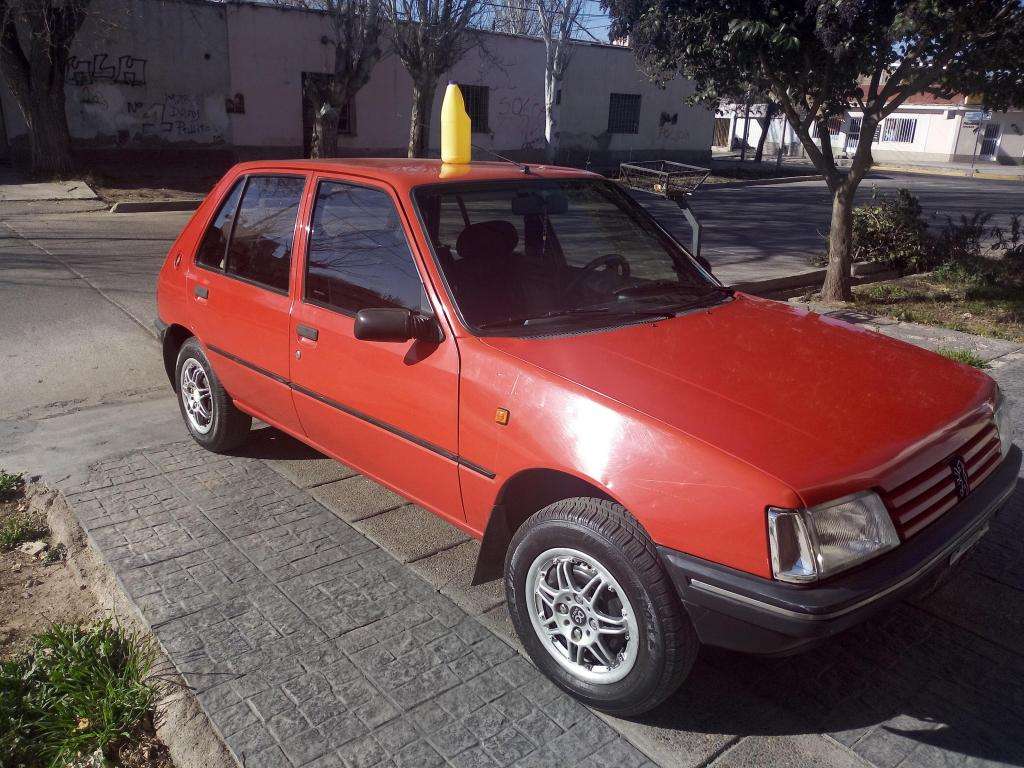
left=162, top=323, right=194, bottom=389
left=471, top=468, right=622, bottom=585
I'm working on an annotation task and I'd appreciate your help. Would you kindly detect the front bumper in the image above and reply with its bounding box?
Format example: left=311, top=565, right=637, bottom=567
left=660, top=444, right=1021, bottom=656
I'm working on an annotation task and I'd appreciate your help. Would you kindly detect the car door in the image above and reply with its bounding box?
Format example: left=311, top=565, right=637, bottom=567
left=289, top=175, right=464, bottom=524
left=186, top=173, right=307, bottom=435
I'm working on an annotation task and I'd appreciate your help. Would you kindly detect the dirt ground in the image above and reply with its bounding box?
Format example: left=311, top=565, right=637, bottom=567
left=1, top=486, right=174, bottom=768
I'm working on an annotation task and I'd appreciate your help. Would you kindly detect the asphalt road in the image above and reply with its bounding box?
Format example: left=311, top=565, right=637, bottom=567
left=650, top=172, right=1024, bottom=285
left=1, top=171, right=1022, bottom=424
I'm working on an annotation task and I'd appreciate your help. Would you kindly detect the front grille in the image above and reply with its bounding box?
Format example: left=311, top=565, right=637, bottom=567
left=881, top=421, right=1002, bottom=538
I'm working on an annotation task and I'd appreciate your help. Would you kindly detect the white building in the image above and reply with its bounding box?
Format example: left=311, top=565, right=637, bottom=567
left=716, top=93, right=1024, bottom=166
left=0, top=0, right=714, bottom=169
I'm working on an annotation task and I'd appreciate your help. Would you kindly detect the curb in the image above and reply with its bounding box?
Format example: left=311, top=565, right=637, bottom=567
left=732, top=262, right=899, bottom=298
left=872, top=164, right=1024, bottom=182
left=704, top=174, right=825, bottom=189
left=109, top=199, right=202, bottom=213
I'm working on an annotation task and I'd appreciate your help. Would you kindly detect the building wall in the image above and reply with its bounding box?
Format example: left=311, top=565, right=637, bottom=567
left=952, top=110, right=1024, bottom=164
left=2, top=0, right=230, bottom=148
left=224, top=3, right=711, bottom=164
left=0, top=0, right=711, bottom=166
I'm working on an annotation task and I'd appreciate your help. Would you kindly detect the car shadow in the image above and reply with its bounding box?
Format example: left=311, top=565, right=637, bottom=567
left=636, top=481, right=1024, bottom=766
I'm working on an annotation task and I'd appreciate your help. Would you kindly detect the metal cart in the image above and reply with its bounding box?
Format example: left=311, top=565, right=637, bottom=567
left=618, top=160, right=710, bottom=264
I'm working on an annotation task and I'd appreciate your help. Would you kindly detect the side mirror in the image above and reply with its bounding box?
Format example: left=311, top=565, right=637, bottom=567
left=354, top=308, right=441, bottom=343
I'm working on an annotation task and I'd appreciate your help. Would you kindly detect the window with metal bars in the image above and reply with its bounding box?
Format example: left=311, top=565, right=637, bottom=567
left=458, top=84, right=490, bottom=133
left=607, top=93, right=641, bottom=134
left=877, top=117, right=917, bottom=143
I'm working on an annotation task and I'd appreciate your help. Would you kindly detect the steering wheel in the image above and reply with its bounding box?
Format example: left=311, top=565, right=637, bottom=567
left=566, top=254, right=631, bottom=295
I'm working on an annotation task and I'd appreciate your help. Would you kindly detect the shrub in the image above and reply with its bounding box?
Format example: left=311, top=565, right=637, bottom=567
left=848, top=188, right=933, bottom=273
left=0, top=621, right=161, bottom=767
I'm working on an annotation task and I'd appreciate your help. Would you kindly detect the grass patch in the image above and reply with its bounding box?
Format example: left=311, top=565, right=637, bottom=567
left=0, top=469, right=23, bottom=501
left=0, top=620, right=161, bottom=767
left=850, top=274, right=1024, bottom=343
left=937, top=348, right=989, bottom=369
left=0, top=511, right=48, bottom=551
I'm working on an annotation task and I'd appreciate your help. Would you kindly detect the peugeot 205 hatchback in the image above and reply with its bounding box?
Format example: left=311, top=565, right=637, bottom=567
left=156, top=159, right=1020, bottom=716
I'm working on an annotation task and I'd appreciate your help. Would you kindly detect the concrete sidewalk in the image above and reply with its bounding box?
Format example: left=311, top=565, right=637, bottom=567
left=62, top=438, right=653, bottom=768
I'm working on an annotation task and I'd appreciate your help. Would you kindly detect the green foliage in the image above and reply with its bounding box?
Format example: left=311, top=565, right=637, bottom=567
left=850, top=189, right=933, bottom=273
left=603, top=1, right=1024, bottom=118
left=0, top=468, right=23, bottom=500
left=0, top=620, right=160, bottom=768
left=937, top=348, right=989, bottom=369
left=0, top=511, right=48, bottom=551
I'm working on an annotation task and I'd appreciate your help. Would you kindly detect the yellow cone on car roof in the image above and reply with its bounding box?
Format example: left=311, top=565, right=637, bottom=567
left=441, top=82, right=472, bottom=164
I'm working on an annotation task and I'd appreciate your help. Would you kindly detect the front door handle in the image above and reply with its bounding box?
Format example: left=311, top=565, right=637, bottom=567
left=297, top=324, right=318, bottom=341
left=194, top=285, right=209, bottom=299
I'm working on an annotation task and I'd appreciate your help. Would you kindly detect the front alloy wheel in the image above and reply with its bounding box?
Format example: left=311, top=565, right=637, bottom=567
left=506, top=497, right=698, bottom=716
left=527, top=548, right=639, bottom=684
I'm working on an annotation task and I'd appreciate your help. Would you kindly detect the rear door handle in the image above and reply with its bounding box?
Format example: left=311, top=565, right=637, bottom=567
left=297, top=324, right=318, bottom=341
left=194, top=285, right=209, bottom=299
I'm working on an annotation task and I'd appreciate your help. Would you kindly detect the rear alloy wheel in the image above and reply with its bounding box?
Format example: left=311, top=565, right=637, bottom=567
left=175, top=338, right=252, bottom=452
left=506, top=497, right=697, bottom=716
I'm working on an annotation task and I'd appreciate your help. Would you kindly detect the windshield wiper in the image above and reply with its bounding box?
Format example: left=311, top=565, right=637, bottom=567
left=478, top=305, right=681, bottom=330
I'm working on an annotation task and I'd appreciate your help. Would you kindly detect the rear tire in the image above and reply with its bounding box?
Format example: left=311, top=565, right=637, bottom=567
left=175, top=338, right=251, bottom=452
left=505, top=497, right=697, bottom=716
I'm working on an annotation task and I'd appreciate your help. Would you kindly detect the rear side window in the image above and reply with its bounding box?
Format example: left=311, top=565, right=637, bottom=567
left=305, top=181, right=426, bottom=314
left=225, top=176, right=305, bottom=292
left=195, top=180, right=243, bottom=270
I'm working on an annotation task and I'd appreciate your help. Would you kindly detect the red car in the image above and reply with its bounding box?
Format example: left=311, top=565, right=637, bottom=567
left=156, top=159, right=1019, bottom=715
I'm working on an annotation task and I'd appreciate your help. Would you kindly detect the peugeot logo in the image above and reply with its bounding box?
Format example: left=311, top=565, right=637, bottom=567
left=950, top=456, right=970, bottom=499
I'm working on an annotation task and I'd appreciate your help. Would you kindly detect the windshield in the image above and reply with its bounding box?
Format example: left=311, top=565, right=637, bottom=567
left=414, top=178, right=726, bottom=334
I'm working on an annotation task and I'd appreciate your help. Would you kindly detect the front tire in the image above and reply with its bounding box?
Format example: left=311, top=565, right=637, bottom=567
left=175, top=338, right=251, bottom=452
left=505, top=497, right=697, bottom=717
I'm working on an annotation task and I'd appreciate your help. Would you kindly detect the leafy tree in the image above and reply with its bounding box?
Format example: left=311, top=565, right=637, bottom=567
left=0, top=0, right=90, bottom=176
left=537, top=0, right=583, bottom=163
left=386, top=0, right=484, bottom=157
left=603, top=0, right=1024, bottom=300
left=303, top=0, right=383, bottom=158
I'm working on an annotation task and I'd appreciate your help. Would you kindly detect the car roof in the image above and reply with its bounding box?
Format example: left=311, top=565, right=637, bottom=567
left=229, top=158, right=602, bottom=194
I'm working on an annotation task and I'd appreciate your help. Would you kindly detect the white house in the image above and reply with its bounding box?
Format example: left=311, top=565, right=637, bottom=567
left=716, top=93, right=1024, bottom=166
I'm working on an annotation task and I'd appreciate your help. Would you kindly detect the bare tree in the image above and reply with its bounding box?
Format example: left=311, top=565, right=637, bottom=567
left=0, top=0, right=90, bottom=176
left=299, top=0, right=383, bottom=158
left=536, top=0, right=582, bottom=163
left=489, top=0, right=539, bottom=36
left=386, top=0, right=485, bottom=158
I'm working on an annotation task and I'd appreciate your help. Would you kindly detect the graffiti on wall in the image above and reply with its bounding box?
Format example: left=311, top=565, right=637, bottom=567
left=66, top=52, right=225, bottom=144
left=67, top=54, right=148, bottom=87
left=497, top=93, right=545, bottom=150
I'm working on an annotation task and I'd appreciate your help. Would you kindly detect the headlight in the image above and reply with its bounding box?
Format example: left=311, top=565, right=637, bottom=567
left=768, top=491, right=899, bottom=583
left=994, top=386, right=1015, bottom=458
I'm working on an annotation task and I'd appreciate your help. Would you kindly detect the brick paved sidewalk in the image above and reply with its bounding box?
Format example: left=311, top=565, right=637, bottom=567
left=62, top=442, right=653, bottom=768
left=58, top=350, right=1024, bottom=768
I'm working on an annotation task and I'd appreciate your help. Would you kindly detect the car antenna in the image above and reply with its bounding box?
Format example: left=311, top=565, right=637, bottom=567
left=472, top=144, right=532, bottom=174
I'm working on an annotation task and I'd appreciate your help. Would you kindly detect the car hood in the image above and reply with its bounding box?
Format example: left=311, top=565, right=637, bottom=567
left=479, top=293, right=995, bottom=505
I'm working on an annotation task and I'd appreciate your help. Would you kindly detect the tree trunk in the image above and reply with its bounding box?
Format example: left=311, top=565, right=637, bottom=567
left=822, top=182, right=856, bottom=302
left=408, top=80, right=436, bottom=158
left=753, top=119, right=770, bottom=163
left=739, top=98, right=751, bottom=161
left=25, top=89, right=75, bottom=177
left=310, top=101, right=340, bottom=159
left=544, top=71, right=559, bottom=164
